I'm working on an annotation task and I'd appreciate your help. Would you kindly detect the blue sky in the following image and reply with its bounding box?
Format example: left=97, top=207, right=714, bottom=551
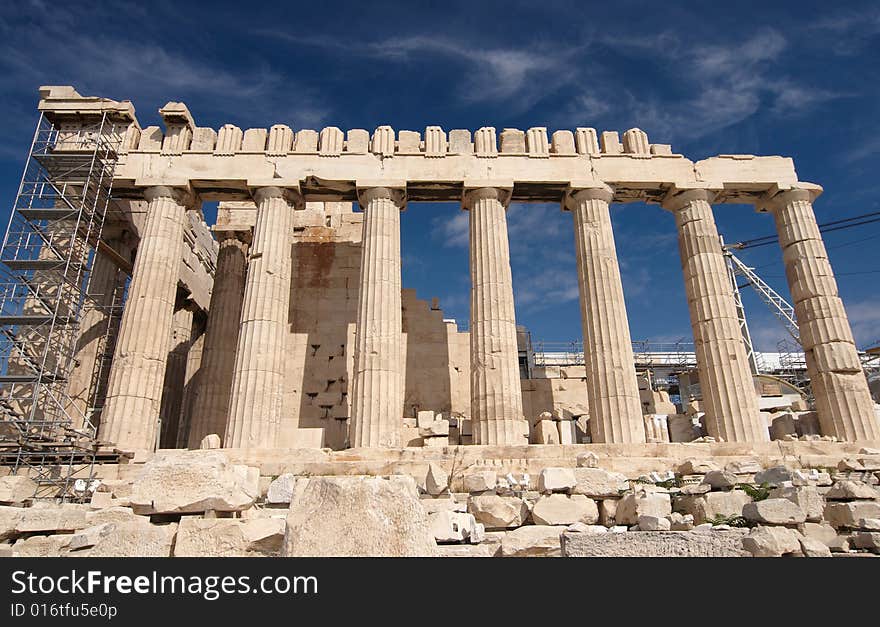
left=2, top=1, right=879, bottom=350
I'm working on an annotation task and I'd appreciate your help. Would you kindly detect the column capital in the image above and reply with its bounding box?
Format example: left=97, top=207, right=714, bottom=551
left=213, top=228, right=252, bottom=247
left=462, top=182, right=513, bottom=211
left=250, top=185, right=303, bottom=208
left=143, top=184, right=197, bottom=208
left=660, top=185, right=721, bottom=212
left=563, top=182, right=614, bottom=211
left=356, top=184, right=407, bottom=210
left=756, top=182, right=823, bottom=213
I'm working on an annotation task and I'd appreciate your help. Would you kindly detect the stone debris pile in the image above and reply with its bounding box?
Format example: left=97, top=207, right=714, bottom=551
left=1, top=447, right=879, bottom=557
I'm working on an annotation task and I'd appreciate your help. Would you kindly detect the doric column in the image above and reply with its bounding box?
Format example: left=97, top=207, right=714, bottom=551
left=765, top=186, right=879, bottom=440
left=564, top=185, right=646, bottom=443
left=65, top=239, right=128, bottom=430
left=349, top=186, right=405, bottom=448
left=158, top=299, right=194, bottom=448
left=662, top=188, right=766, bottom=442
left=464, top=186, right=527, bottom=445
left=99, top=186, right=192, bottom=452
left=188, top=232, right=248, bottom=446
left=225, top=186, right=298, bottom=448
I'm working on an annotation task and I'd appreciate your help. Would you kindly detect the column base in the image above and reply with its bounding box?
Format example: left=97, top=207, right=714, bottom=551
left=473, top=418, right=529, bottom=446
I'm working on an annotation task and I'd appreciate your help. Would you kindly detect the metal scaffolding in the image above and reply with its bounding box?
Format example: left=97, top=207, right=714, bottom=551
left=0, top=112, right=124, bottom=501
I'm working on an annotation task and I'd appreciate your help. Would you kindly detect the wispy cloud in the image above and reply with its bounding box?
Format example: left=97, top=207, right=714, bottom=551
left=261, top=30, right=581, bottom=112
left=844, top=298, right=880, bottom=348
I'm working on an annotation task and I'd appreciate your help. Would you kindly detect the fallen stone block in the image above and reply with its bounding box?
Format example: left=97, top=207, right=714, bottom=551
left=282, top=475, right=437, bottom=556
left=576, top=452, right=599, bottom=468
left=266, top=473, right=298, bottom=505
left=638, top=515, right=671, bottom=531
left=425, top=463, right=448, bottom=496
left=824, top=501, right=880, bottom=528
left=673, top=490, right=752, bottom=525
left=616, top=491, right=671, bottom=525
left=677, top=459, right=721, bottom=475
left=468, top=495, right=530, bottom=529
left=825, top=480, right=880, bottom=501
left=741, top=526, right=802, bottom=557
left=0, top=506, right=23, bottom=541
left=12, top=534, right=72, bottom=557
left=851, top=531, right=880, bottom=553
left=801, top=522, right=837, bottom=545
left=69, top=523, right=117, bottom=551
left=420, top=495, right=466, bottom=514
left=437, top=543, right=500, bottom=557
left=769, top=485, right=823, bottom=522
left=0, top=476, right=37, bottom=505
left=129, top=450, right=259, bottom=514
left=538, top=467, right=576, bottom=493
left=669, top=512, right=695, bottom=531
left=531, top=494, right=599, bottom=526
left=84, top=506, right=145, bottom=526
left=754, top=466, right=793, bottom=486
left=419, top=419, right=450, bottom=438
left=174, top=517, right=285, bottom=557
left=500, top=525, right=563, bottom=557
left=562, top=529, right=749, bottom=557
left=428, top=510, right=478, bottom=544
left=462, top=470, right=496, bottom=493
left=799, top=537, right=832, bottom=557
left=533, top=420, right=560, bottom=444
left=15, top=504, right=87, bottom=534
left=724, top=460, right=762, bottom=475
left=702, top=470, right=737, bottom=490
left=78, top=521, right=177, bottom=557
left=743, top=498, right=806, bottom=525
left=572, top=468, right=628, bottom=498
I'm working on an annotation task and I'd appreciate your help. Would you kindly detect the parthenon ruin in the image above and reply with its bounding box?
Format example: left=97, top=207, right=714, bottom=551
left=2, top=85, right=880, bottom=558
left=3, top=85, right=880, bottom=462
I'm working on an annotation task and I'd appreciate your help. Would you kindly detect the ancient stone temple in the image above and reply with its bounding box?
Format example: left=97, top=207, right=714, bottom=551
left=19, top=85, right=878, bottom=455
left=1, top=86, right=879, bottom=559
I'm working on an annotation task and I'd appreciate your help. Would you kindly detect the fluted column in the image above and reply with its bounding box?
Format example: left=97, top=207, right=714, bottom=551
left=158, top=301, right=194, bottom=448
left=565, top=185, right=646, bottom=443
left=99, top=186, right=192, bottom=452
left=188, top=232, right=248, bottom=446
left=349, top=187, right=405, bottom=448
left=65, top=240, right=127, bottom=430
left=225, top=187, right=297, bottom=448
left=766, top=186, right=879, bottom=440
left=662, top=188, right=766, bottom=442
left=465, top=186, right=527, bottom=445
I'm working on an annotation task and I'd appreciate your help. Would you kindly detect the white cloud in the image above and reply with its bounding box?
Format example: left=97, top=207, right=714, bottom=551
left=843, top=298, right=880, bottom=348
left=431, top=211, right=469, bottom=248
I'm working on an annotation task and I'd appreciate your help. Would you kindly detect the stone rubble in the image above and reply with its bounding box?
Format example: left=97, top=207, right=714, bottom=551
left=2, top=444, right=880, bottom=558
